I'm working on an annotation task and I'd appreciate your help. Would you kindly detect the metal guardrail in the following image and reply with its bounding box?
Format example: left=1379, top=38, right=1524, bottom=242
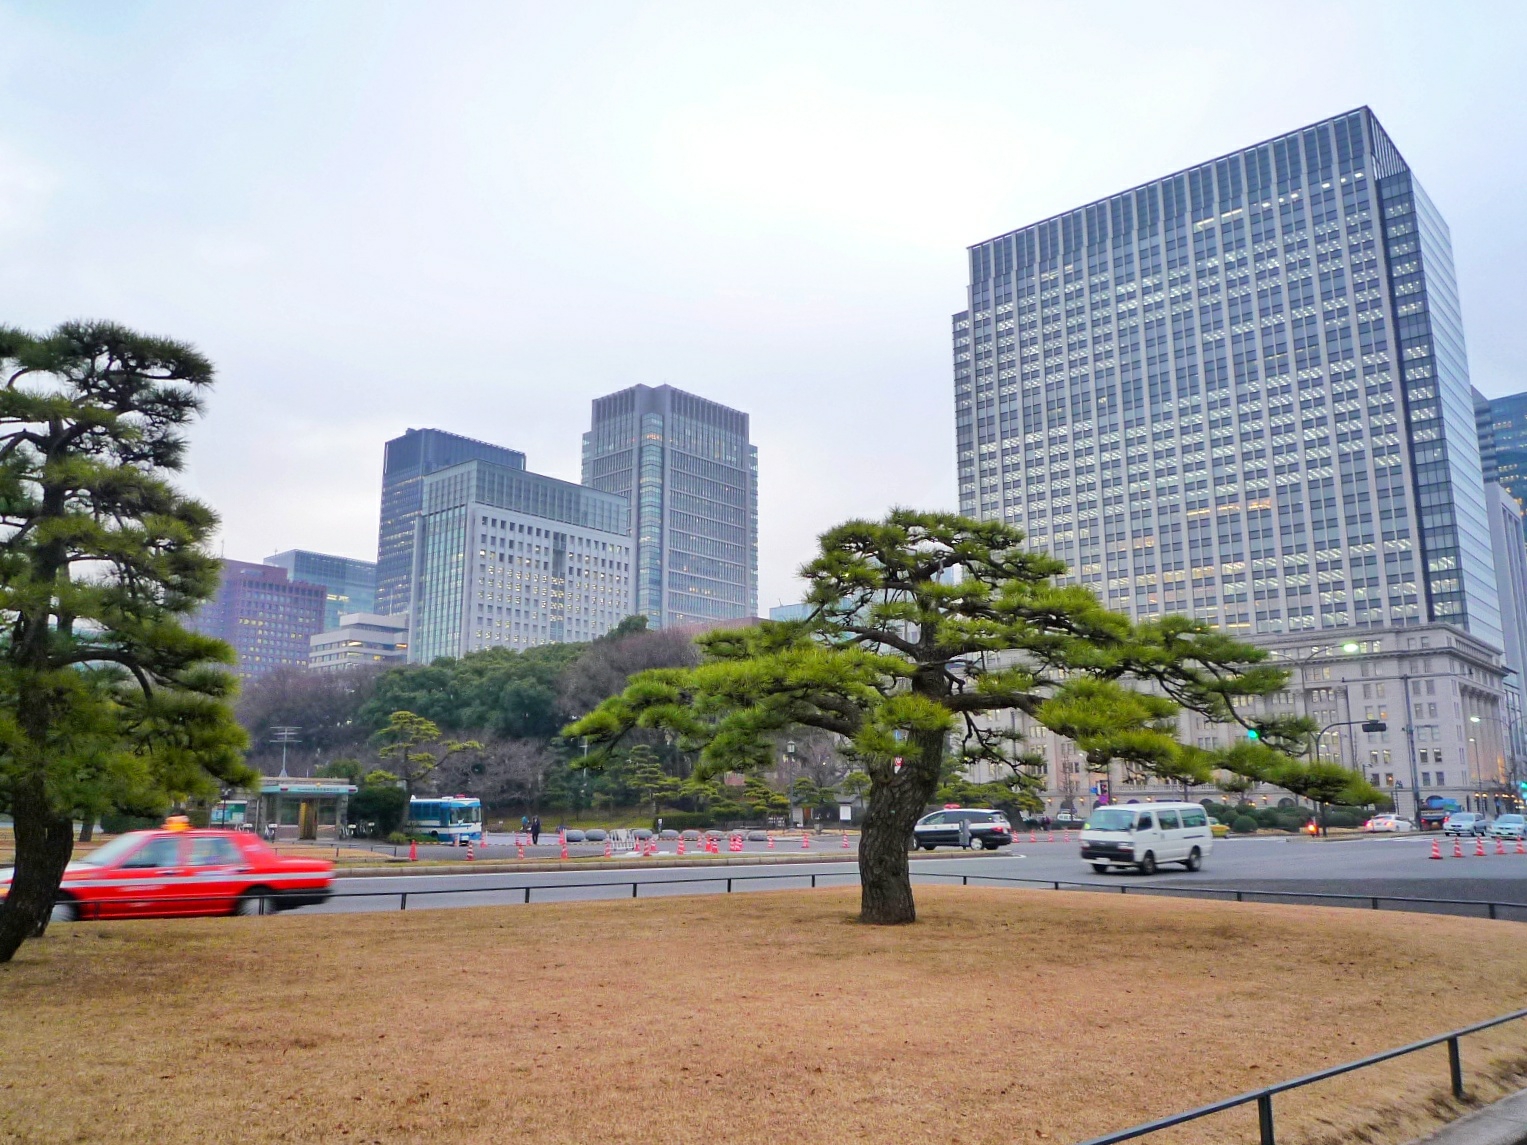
left=1073, top=1006, right=1527, bottom=1145
left=47, top=865, right=1527, bottom=920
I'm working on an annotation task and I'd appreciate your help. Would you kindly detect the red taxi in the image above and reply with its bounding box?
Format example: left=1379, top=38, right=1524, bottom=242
left=0, top=825, right=333, bottom=921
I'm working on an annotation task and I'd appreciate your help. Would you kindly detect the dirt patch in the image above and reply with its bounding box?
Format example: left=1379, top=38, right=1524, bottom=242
left=3, top=887, right=1526, bottom=1144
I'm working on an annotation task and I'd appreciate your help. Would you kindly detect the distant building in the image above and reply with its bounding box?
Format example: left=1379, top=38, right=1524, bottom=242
left=1476, top=390, right=1527, bottom=511
left=410, top=459, right=633, bottom=662
left=264, top=549, right=377, bottom=630
left=309, top=612, right=410, bottom=672
left=768, top=603, right=812, bottom=622
left=375, top=428, right=527, bottom=619
left=188, top=560, right=326, bottom=679
left=583, top=384, right=757, bottom=629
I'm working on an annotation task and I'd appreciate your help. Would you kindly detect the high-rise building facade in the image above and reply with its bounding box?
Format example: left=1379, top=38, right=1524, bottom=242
left=410, top=460, right=633, bottom=662
left=1475, top=390, right=1527, bottom=511
left=375, top=429, right=526, bottom=619
left=582, top=385, right=758, bottom=628
left=264, top=549, right=377, bottom=630
left=954, top=108, right=1513, bottom=818
left=188, top=560, right=327, bottom=680
left=309, top=612, right=410, bottom=672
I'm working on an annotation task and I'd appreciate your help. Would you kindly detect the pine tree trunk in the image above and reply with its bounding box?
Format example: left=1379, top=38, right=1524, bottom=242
left=0, top=785, right=77, bottom=962
left=858, top=732, right=941, bottom=925
left=77, top=818, right=94, bottom=843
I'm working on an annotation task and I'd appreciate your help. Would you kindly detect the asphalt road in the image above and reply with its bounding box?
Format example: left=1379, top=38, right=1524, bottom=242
left=295, top=834, right=1527, bottom=920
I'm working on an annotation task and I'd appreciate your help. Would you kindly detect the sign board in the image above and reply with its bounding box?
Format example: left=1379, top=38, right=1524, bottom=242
left=839, top=804, right=852, bottom=822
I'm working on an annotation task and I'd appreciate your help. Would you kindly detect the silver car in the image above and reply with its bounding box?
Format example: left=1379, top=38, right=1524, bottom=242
left=1488, top=814, right=1526, bottom=839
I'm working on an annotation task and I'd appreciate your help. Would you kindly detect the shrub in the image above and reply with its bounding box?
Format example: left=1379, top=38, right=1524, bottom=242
left=1231, top=815, right=1259, bottom=834
left=1254, top=807, right=1281, bottom=828
left=386, top=831, right=410, bottom=845
left=100, top=811, right=160, bottom=835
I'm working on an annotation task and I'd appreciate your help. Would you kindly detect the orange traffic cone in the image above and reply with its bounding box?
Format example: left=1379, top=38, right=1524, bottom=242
left=409, top=840, right=418, bottom=862
left=1454, top=837, right=1464, bottom=858
left=1476, top=836, right=1487, bottom=858
left=466, top=842, right=475, bottom=861
left=1030, top=830, right=1037, bottom=843
left=1517, top=837, right=1525, bottom=856
left=604, top=837, right=613, bottom=858
left=1063, top=830, right=1071, bottom=843
left=1047, top=831, right=1054, bottom=843
left=1497, top=837, right=1508, bottom=856
left=801, top=832, right=811, bottom=850
left=1429, top=837, right=1442, bottom=860
left=677, top=837, right=686, bottom=856
left=841, top=832, right=850, bottom=849
left=517, top=836, right=525, bottom=859
left=767, top=835, right=775, bottom=850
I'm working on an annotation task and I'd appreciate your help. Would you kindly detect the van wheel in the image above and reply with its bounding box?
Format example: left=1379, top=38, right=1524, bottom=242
left=1185, top=847, right=1202, bottom=872
left=1091, top=863, right=1109, bottom=874
left=1138, top=852, right=1157, bottom=875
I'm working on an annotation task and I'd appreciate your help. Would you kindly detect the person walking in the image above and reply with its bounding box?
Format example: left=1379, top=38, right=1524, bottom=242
left=520, top=814, right=529, bottom=835
left=530, top=815, right=541, bottom=846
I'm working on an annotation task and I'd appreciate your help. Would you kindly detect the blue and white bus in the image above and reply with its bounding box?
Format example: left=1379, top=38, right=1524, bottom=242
left=406, top=796, right=483, bottom=843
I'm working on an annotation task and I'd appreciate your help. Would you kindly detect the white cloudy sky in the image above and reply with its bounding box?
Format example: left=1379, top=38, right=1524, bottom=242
left=2, top=1, right=1525, bottom=610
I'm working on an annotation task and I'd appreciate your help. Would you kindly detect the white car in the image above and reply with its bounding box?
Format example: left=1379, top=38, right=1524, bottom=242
left=1079, top=802, right=1214, bottom=875
left=1362, top=814, right=1414, bottom=832
left=1487, top=814, right=1526, bottom=839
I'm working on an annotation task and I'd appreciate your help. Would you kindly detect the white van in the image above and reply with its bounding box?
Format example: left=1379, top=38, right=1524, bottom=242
left=1079, top=802, right=1214, bottom=875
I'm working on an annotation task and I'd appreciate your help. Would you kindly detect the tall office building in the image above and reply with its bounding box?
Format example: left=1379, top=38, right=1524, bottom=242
left=410, top=460, right=633, bottom=662
left=1475, top=390, right=1527, bottom=510
left=188, top=560, right=327, bottom=680
left=954, top=108, right=1512, bottom=817
left=375, top=429, right=526, bottom=618
left=264, top=549, right=377, bottom=630
left=582, top=384, right=758, bottom=628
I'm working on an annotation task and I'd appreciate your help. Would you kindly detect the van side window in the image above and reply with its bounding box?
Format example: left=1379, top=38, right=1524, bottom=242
left=1181, top=809, right=1208, bottom=828
left=1157, top=810, right=1181, bottom=830
left=1136, top=813, right=1153, bottom=831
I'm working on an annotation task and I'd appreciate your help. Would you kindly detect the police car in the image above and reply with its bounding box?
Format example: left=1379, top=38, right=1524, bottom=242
left=912, top=808, right=1013, bottom=851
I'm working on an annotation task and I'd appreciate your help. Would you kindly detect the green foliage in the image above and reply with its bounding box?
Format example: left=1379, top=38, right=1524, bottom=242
left=1231, top=814, right=1259, bottom=834
left=374, top=710, right=481, bottom=799
left=565, top=509, right=1315, bottom=925
left=625, top=744, right=681, bottom=815
left=0, top=322, right=252, bottom=960
left=351, top=780, right=407, bottom=836
left=317, top=758, right=364, bottom=781
left=386, top=831, right=409, bottom=846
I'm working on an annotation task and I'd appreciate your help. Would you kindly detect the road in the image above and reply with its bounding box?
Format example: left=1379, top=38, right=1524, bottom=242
left=294, top=833, right=1527, bottom=919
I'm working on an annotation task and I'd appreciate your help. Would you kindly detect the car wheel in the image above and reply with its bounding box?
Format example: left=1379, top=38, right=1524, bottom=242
left=233, top=888, right=274, bottom=917
left=920, top=843, right=936, bottom=851
left=1185, top=847, right=1202, bottom=872
left=1138, top=852, right=1157, bottom=875
left=1091, top=863, right=1109, bottom=874
left=49, top=896, right=78, bottom=924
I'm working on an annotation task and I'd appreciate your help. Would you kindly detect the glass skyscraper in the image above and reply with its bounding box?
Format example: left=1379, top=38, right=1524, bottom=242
left=264, top=549, right=377, bottom=630
left=1475, top=389, right=1527, bottom=511
left=582, top=384, right=758, bottom=628
left=374, top=428, right=526, bottom=619
left=954, top=108, right=1515, bottom=819
left=955, top=107, right=1500, bottom=649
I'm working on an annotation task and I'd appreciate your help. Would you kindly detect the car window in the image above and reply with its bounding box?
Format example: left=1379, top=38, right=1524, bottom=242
left=188, top=836, right=242, bottom=867
left=1136, top=813, right=1154, bottom=831
left=965, top=811, right=994, bottom=823
left=118, top=836, right=183, bottom=870
left=1181, top=809, right=1207, bottom=828
left=1157, top=810, right=1181, bottom=830
left=920, top=813, right=946, bottom=825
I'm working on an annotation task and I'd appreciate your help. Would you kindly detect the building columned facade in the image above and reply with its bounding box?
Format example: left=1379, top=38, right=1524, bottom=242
left=954, top=107, right=1515, bottom=816
left=409, top=459, right=633, bottom=662
left=582, top=384, right=758, bottom=628
left=189, top=559, right=327, bottom=680
left=375, top=428, right=526, bottom=619
left=264, top=549, right=377, bottom=631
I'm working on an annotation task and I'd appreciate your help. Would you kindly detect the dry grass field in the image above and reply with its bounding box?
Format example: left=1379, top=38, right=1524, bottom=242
left=4, top=887, right=1527, bottom=1145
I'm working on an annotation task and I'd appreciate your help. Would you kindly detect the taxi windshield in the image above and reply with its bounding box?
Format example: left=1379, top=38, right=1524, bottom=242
left=1086, top=808, right=1136, bottom=832
left=75, top=833, right=153, bottom=866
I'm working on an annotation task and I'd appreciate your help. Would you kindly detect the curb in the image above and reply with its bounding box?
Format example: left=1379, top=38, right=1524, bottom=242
left=1406, top=1087, right=1527, bottom=1145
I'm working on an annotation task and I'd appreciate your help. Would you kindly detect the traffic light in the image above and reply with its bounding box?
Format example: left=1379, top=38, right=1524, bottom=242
left=1246, top=728, right=1260, bottom=741
left=1361, top=720, right=1388, bottom=733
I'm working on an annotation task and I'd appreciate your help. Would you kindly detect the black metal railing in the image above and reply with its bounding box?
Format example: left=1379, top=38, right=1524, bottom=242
left=1074, top=1006, right=1527, bottom=1145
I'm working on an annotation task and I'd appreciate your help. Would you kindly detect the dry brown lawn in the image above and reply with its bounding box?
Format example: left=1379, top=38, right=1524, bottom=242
left=3, top=887, right=1527, bottom=1145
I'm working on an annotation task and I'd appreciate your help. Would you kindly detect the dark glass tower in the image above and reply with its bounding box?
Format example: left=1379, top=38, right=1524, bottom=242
left=375, top=428, right=525, bottom=618
left=582, top=385, right=758, bottom=627
left=1475, top=390, right=1527, bottom=511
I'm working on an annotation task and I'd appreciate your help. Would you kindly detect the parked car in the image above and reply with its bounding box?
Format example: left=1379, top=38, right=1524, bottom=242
left=1053, top=812, right=1087, bottom=831
left=584, top=829, right=607, bottom=842
left=1488, top=814, right=1526, bottom=839
left=1362, top=814, right=1415, bottom=832
left=912, top=808, right=1012, bottom=851
left=0, top=825, right=333, bottom=921
left=1209, top=821, right=1231, bottom=838
left=1079, top=802, right=1214, bottom=875
left=1443, top=812, right=1489, bottom=837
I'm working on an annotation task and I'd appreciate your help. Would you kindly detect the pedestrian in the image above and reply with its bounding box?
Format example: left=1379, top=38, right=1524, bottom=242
left=1040, top=814, right=1051, bottom=831
left=530, top=815, right=541, bottom=845
left=520, top=813, right=529, bottom=835
left=958, top=815, right=971, bottom=850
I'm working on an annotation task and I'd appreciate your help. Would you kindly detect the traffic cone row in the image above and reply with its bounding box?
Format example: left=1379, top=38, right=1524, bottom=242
left=1434, top=833, right=1527, bottom=857
left=729, top=833, right=744, bottom=853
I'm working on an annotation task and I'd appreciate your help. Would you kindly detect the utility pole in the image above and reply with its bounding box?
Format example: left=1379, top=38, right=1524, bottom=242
left=1400, top=675, right=1422, bottom=824
left=270, top=726, right=301, bottom=778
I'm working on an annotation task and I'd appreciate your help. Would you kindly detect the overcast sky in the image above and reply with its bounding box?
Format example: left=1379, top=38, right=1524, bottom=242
left=2, top=1, right=1525, bottom=611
